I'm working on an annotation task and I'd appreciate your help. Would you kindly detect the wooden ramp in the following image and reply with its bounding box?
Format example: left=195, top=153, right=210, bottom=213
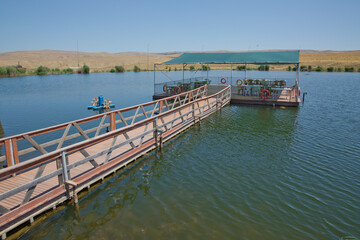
left=0, top=85, right=231, bottom=239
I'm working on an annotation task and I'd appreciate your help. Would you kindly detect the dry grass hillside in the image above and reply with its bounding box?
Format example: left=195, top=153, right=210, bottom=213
left=0, top=50, right=359, bottom=71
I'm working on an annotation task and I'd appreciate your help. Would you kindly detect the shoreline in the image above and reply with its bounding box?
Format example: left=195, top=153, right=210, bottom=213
left=1, top=68, right=360, bottom=79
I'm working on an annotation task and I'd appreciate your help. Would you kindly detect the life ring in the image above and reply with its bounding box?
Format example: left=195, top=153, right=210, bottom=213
left=236, top=79, right=243, bottom=86
left=173, top=86, right=181, bottom=95
left=260, top=89, right=271, bottom=99
left=221, top=78, right=227, bottom=84
left=163, top=84, right=167, bottom=92
left=298, top=87, right=301, bottom=96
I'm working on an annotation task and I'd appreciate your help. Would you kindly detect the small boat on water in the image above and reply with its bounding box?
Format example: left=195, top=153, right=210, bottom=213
left=88, top=95, right=115, bottom=110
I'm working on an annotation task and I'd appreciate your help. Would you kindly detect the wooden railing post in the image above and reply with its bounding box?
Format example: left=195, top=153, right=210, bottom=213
left=159, top=101, right=163, bottom=114
left=4, top=139, right=14, bottom=167
left=110, top=112, right=116, bottom=131
left=188, top=92, right=192, bottom=103
left=11, top=139, right=19, bottom=165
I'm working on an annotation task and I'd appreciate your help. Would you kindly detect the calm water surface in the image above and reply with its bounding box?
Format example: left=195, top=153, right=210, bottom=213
left=0, top=71, right=359, bottom=239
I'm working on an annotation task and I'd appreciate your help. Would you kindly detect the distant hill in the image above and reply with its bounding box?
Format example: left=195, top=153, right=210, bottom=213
left=0, top=50, right=359, bottom=71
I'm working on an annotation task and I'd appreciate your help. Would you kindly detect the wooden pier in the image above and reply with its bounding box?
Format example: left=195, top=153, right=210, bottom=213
left=0, top=85, right=231, bottom=239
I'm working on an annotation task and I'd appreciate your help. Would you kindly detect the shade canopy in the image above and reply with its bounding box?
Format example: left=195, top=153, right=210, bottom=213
left=162, top=51, right=299, bottom=65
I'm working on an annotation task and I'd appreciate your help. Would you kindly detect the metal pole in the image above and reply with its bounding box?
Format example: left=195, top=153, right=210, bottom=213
left=245, top=64, right=247, bottom=79
left=231, top=63, right=233, bottom=86
left=296, top=63, right=300, bottom=86
left=296, top=63, right=300, bottom=103
left=61, top=151, right=69, bottom=182
left=207, top=64, right=209, bottom=80
left=153, top=64, right=156, bottom=94
left=183, top=64, right=185, bottom=83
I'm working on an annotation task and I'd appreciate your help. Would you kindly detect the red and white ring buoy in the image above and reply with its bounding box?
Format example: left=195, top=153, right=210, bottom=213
left=298, top=87, right=301, bottom=96
left=163, top=84, right=167, bottom=92
left=173, top=86, right=181, bottom=95
left=260, top=89, right=271, bottom=99
left=221, top=78, right=227, bottom=84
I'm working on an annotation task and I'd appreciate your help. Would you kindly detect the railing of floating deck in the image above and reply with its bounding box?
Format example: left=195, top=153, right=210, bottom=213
left=0, top=85, right=231, bottom=239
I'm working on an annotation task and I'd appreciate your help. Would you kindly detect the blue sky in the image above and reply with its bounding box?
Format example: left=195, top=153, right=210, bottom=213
left=1, top=0, right=359, bottom=53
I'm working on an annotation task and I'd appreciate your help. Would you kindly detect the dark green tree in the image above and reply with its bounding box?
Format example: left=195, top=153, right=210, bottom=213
left=82, top=65, right=90, bottom=74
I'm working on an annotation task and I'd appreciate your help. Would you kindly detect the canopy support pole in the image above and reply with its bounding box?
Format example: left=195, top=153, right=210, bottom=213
left=245, top=64, right=247, bottom=79
left=207, top=64, right=209, bottom=80
left=231, top=63, right=233, bottom=86
left=296, top=63, right=300, bottom=103
left=183, top=64, right=185, bottom=83
left=153, top=64, right=156, bottom=94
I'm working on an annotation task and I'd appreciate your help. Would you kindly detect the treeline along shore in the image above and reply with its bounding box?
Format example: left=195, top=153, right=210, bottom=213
left=0, top=50, right=359, bottom=78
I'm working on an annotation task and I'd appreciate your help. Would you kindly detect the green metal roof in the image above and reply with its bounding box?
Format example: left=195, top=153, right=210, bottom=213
left=162, top=51, right=299, bottom=65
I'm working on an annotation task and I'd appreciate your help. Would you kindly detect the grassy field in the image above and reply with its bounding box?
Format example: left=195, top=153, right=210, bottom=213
left=0, top=50, right=359, bottom=72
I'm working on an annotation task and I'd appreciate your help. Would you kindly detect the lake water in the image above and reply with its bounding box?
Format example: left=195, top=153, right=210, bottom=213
left=0, top=71, right=359, bottom=239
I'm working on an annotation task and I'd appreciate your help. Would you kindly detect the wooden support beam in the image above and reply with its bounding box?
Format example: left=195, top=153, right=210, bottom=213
left=57, top=124, right=72, bottom=150
left=95, top=115, right=107, bottom=137
left=131, top=107, right=141, bottom=125
left=73, top=123, right=89, bottom=140
left=11, top=139, right=19, bottom=165
left=140, top=105, right=148, bottom=119
left=80, top=149, right=99, bottom=168
left=123, top=133, right=136, bottom=149
left=23, top=135, right=48, bottom=155
left=22, top=163, right=47, bottom=204
left=104, top=136, right=118, bottom=163
left=117, top=112, right=129, bottom=126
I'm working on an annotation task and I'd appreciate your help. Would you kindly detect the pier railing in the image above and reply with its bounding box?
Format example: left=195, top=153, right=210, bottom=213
left=0, top=85, right=207, bottom=168
left=0, top=85, right=231, bottom=237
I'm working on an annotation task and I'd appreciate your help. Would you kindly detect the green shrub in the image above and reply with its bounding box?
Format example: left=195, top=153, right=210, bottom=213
left=287, top=66, right=291, bottom=71
left=189, top=65, right=195, bottom=71
left=237, top=65, right=246, bottom=71
left=16, top=67, right=26, bottom=74
left=133, top=65, right=141, bottom=72
left=308, top=65, right=312, bottom=72
left=327, top=67, right=334, bottom=72
left=202, top=65, right=210, bottom=71
left=315, top=66, right=323, bottom=72
left=337, top=67, right=342, bottom=72
left=6, top=66, right=18, bottom=76
left=358, top=68, right=360, bottom=72
left=344, top=67, right=354, bottom=72
left=65, top=68, right=73, bottom=73
left=82, top=65, right=90, bottom=74
left=110, top=69, right=115, bottom=72
left=300, top=66, right=307, bottom=71
left=0, top=67, right=7, bottom=76
left=52, top=68, right=60, bottom=73
left=258, top=65, right=269, bottom=71
left=115, top=65, right=125, bottom=72
left=36, top=65, right=50, bottom=75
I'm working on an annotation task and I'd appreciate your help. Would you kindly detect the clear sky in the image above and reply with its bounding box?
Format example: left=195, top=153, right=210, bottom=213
left=1, top=0, right=359, bottom=53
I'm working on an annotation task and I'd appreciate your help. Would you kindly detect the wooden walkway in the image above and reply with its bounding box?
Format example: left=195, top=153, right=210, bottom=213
left=0, top=85, right=231, bottom=239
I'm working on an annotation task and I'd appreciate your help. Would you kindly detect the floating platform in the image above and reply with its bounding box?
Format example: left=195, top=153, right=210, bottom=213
left=153, top=84, right=300, bottom=107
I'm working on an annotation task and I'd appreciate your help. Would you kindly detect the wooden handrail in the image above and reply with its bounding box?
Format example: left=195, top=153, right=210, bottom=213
left=0, top=85, right=229, bottom=179
left=0, top=85, right=207, bottom=165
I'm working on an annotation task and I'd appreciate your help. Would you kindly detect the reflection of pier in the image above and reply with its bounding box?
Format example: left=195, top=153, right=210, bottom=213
left=0, top=85, right=231, bottom=239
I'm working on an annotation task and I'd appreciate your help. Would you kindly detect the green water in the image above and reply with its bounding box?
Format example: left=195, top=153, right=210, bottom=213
left=1, top=71, right=359, bottom=239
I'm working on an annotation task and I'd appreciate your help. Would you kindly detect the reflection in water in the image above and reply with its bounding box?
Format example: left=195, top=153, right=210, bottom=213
left=20, top=149, right=173, bottom=239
